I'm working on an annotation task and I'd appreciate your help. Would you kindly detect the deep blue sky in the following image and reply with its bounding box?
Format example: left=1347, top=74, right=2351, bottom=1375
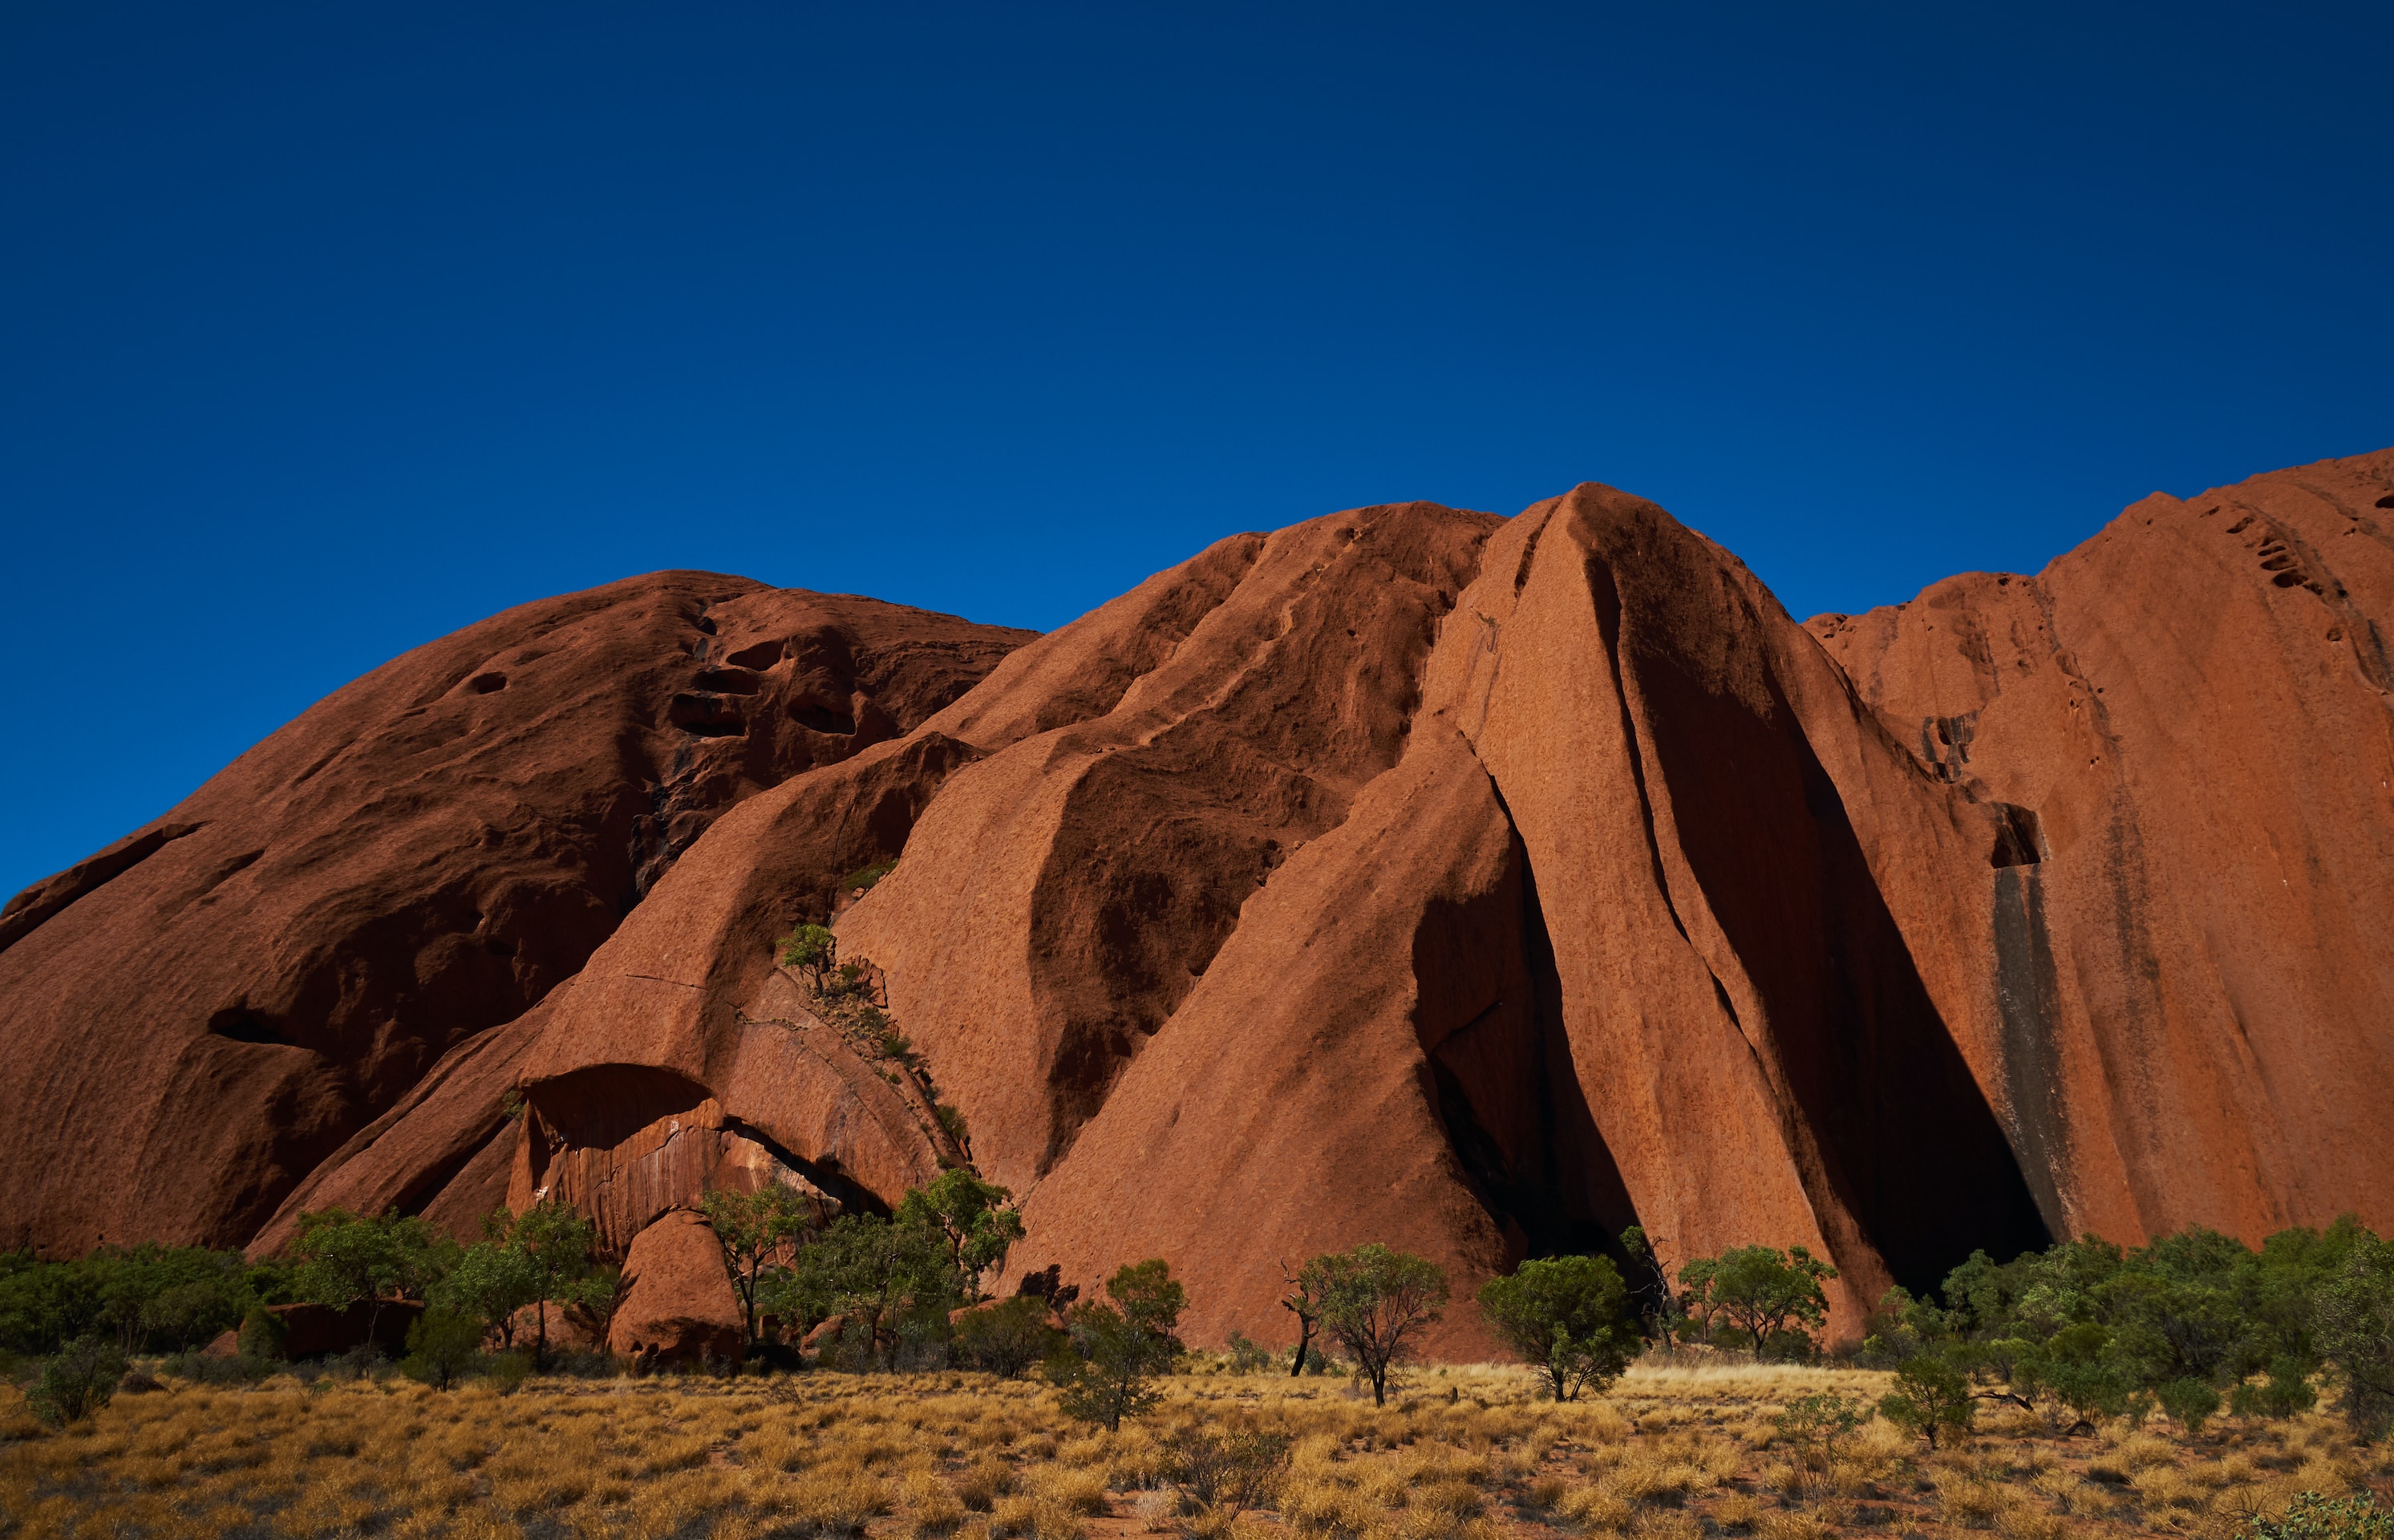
left=5, top=3, right=2390, bottom=899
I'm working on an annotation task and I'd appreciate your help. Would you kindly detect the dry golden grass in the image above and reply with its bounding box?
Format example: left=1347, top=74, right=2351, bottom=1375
left=3, top=1356, right=2391, bottom=1540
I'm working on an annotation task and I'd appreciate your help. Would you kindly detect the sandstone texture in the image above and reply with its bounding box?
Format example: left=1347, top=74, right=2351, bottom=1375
left=5, top=450, right=2389, bottom=1361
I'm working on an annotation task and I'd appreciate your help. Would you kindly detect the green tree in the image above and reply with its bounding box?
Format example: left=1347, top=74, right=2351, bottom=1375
left=1476, top=1254, right=1642, bottom=1402
left=0, top=1250, right=101, bottom=1356
left=778, top=923, right=837, bottom=987
left=790, top=1211, right=958, bottom=1360
left=432, top=1235, right=541, bottom=1352
left=1881, top=1350, right=1977, bottom=1449
left=2157, top=1376, right=2222, bottom=1433
left=288, top=1208, right=452, bottom=1344
left=1313, top=1243, right=1448, bottom=1408
left=1680, top=1244, right=1838, bottom=1357
left=1055, top=1259, right=1185, bottom=1430
left=489, top=1201, right=602, bottom=1368
left=401, top=1308, right=484, bottom=1390
left=140, top=1275, right=245, bottom=1352
left=2013, top=1320, right=2132, bottom=1433
left=700, top=1185, right=818, bottom=1351
left=1280, top=1257, right=1327, bottom=1378
left=896, top=1169, right=1024, bottom=1299
left=2316, top=1234, right=2394, bottom=1441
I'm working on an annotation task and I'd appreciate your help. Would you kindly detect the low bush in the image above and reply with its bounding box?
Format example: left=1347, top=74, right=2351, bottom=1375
left=28, top=1336, right=126, bottom=1426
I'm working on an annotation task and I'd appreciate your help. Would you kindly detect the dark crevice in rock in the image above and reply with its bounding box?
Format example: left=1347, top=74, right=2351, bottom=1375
left=1632, top=638, right=2052, bottom=1295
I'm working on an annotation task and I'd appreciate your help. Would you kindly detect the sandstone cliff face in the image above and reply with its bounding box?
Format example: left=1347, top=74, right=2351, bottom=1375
left=6, top=452, right=2388, bottom=1363
left=1805, top=450, right=2394, bottom=1250
left=0, top=576, right=1032, bottom=1254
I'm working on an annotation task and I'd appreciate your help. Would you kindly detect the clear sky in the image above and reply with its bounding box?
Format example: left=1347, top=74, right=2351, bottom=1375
left=4, top=2, right=2390, bottom=900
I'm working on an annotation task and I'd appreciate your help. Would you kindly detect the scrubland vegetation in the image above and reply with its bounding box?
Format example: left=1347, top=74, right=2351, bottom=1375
left=6, top=1353, right=2391, bottom=1540
left=7, top=1083, right=2393, bottom=1540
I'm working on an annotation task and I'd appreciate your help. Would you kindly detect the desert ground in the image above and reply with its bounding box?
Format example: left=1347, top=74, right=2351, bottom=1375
left=5, top=1356, right=2386, bottom=1540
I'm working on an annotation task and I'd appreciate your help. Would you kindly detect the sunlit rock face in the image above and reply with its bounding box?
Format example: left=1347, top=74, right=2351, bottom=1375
left=7, top=449, right=2391, bottom=1359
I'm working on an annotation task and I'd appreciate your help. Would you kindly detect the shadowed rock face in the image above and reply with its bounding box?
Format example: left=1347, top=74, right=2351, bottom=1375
left=7, top=451, right=2391, bottom=1362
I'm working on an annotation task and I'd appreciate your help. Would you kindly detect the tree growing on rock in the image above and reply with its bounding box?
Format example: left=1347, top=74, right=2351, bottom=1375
left=777, top=923, right=837, bottom=988
left=1477, top=1254, right=1643, bottom=1401
left=1311, top=1242, right=1448, bottom=1407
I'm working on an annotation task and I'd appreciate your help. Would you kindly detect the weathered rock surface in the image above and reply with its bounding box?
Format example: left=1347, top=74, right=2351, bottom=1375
left=6, top=450, right=2390, bottom=1362
left=1805, top=450, right=2394, bottom=1249
left=0, top=575, right=1031, bottom=1254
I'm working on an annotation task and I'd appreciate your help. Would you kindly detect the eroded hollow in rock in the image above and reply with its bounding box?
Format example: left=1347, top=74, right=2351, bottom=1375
left=1989, top=803, right=2046, bottom=869
left=206, top=1007, right=286, bottom=1046
left=521, top=1064, right=874, bottom=1257
left=788, top=700, right=857, bottom=736
left=1413, top=832, right=1645, bottom=1284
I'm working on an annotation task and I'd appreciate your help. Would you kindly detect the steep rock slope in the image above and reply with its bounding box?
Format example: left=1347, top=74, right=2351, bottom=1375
left=1006, top=485, right=2053, bottom=1350
left=1807, top=449, right=2394, bottom=1246
left=0, top=575, right=1033, bottom=1254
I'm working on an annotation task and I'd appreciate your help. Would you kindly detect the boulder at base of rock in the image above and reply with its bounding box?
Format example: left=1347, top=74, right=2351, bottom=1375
left=606, top=1210, right=743, bottom=1366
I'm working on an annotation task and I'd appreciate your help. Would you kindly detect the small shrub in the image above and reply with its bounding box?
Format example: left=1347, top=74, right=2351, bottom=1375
left=1224, top=1331, right=1275, bottom=1375
left=1168, top=1421, right=1292, bottom=1518
left=2157, top=1376, right=2221, bottom=1433
left=236, top=1302, right=287, bottom=1360
left=402, top=1307, right=484, bottom=1389
left=959, top=1296, right=1063, bottom=1379
left=2243, top=1492, right=2394, bottom=1540
left=30, top=1336, right=128, bottom=1426
left=1881, top=1352, right=1975, bottom=1449
left=484, top=1350, right=533, bottom=1392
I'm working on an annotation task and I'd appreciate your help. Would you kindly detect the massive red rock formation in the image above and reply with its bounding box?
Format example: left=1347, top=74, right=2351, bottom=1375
left=0, top=575, right=1033, bottom=1254
left=4, top=448, right=2389, bottom=1362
